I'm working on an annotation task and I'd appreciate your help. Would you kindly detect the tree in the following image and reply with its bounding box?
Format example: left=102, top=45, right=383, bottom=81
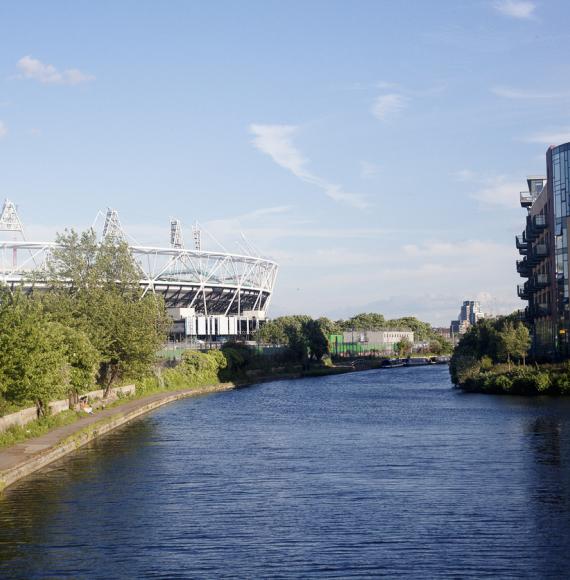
left=514, top=324, right=530, bottom=365
left=43, top=230, right=170, bottom=394
left=394, top=337, right=412, bottom=358
left=256, top=315, right=332, bottom=362
left=50, top=323, right=100, bottom=403
left=429, top=335, right=453, bottom=356
left=0, top=290, right=69, bottom=416
left=303, top=319, right=329, bottom=360
left=497, top=322, right=519, bottom=369
left=338, top=313, right=385, bottom=331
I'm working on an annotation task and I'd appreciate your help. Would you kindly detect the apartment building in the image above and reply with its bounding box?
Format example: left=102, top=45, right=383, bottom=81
left=515, top=144, right=570, bottom=358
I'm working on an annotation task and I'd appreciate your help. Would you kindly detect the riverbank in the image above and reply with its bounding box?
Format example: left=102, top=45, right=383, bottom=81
left=453, top=362, right=570, bottom=395
left=0, top=382, right=238, bottom=492
left=0, top=364, right=358, bottom=492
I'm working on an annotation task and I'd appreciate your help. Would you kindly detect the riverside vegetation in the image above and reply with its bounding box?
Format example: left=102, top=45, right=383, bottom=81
left=256, top=313, right=453, bottom=358
left=450, top=315, right=570, bottom=395
left=0, top=230, right=453, bottom=447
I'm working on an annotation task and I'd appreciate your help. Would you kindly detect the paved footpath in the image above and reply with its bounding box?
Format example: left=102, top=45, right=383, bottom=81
left=0, top=383, right=235, bottom=490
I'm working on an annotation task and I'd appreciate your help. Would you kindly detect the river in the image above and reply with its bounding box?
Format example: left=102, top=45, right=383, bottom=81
left=2, top=366, right=570, bottom=578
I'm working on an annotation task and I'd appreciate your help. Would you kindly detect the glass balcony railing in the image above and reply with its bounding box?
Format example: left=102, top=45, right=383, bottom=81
left=516, top=258, right=531, bottom=277
left=517, top=284, right=529, bottom=300
left=526, top=214, right=547, bottom=242
left=533, top=214, right=547, bottom=229
left=520, top=192, right=535, bottom=208
left=515, top=234, right=528, bottom=254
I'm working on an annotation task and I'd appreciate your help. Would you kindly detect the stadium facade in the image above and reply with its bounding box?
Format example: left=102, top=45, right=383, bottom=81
left=0, top=203, right=278, bottom=342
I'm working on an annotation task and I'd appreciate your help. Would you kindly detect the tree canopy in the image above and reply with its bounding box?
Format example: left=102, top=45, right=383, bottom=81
left=42, top=230, right=170, bottom=391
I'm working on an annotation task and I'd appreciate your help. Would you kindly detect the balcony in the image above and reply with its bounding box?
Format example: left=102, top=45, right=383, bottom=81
left=526, top=214, right=547, bottom=241
left=517, top=258, right=531, bottom=277
left=532, top=273, right=549, bottom=289
left=534, top=214, right=547, bottom=231
left=515, top=234, right=528, bottom=255
left=520, top=191, right=535, bottom=208
left=517, top=283, right=529, bottom=300
left=528, top=243, right=548, bottom=266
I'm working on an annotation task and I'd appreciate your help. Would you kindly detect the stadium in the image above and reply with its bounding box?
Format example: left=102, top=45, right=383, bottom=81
left=0, top=201, right=279, bottom=341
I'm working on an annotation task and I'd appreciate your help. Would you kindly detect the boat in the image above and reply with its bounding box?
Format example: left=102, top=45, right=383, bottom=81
left=380, top=358, right=405, bottom=368
left=404, top=357, right=431, bottom=366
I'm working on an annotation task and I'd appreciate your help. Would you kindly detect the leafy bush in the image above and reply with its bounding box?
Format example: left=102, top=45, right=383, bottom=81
left=533, top=372, right=551, bottom=393
left=449, top=354, right=480, bottom=385
left=493, top=374, right=513, bottom=393
left=554, top=372, right=570, bottom=394
left=480, top=356, right=494, bottom=371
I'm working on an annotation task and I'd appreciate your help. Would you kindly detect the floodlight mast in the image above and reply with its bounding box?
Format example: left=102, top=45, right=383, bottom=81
left=102, top=208, right=125, bottom=241
left=192, top=222, right=201, bottom=251
left=170, top=219, right=184, bottom=249
left=0, top=199, right=25, bottom=267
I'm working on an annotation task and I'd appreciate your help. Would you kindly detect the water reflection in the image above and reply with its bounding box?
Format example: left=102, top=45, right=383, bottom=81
left=0, top=419, right=158, bottom=574
left=526, top=417, right=562, bottom=467
left=2, top=368, right=570, bottom=577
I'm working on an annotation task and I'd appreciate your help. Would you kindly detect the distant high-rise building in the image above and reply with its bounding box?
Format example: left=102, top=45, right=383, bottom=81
left=460, top=301, right=482, bottom=326
left=450, top=300, right=482, bottom=336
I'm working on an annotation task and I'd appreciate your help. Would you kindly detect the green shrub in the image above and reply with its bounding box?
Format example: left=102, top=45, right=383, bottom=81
left=494, top=374, right=513, bottom=393
left=554, top=372, right=570, bottom=394
left=533, top=372, right=551, bottom=393
left=480, top=356, right=494, bottom=371
left=450, top=354, right=480, bottom=385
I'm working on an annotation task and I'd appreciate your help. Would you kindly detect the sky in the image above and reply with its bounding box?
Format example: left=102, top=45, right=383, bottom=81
left=0, top=0, right=568, bottom=325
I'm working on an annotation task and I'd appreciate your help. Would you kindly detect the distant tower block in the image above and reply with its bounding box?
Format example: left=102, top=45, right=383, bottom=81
left=102, top=208, right=125, bottom=241
left=192, top=222, right=201, bottom=251
left=0, top=199, right=25, bottom=267
left=170, top=219, right=184, bottom=249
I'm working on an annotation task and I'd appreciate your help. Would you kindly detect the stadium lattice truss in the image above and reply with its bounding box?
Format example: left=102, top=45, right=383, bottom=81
left=0, top=202, right=278, bottom=317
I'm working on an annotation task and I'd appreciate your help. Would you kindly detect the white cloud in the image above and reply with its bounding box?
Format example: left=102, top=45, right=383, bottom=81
left=0, top=121, right=7, bottom=139
left=524, top=129, right=570, bottom=145
left=17, top=56, right=95, bottom=85
left=492, top=86, right=570, bottom=99
left=451, top=169, right=476, bottom=182
left=402, top=240, right=513, bottom=259
left=470, top=175, right=523, bottom=209
left=249, top=124, right=368, bottom=209
left=494, top=0, right=536, bottom=19
left=371, top=93, right=408, bottom=121
left=360, top=160, right=380, bottom=179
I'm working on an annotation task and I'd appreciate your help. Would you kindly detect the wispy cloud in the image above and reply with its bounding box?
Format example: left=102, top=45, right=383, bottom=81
left=16, top=56, right=95, bottom=85
left=492, top=86, right=570, bottom=99
left=471, top=175, right=522, bottom=209
left=0, top=121, right=7, bottom=139
left=360, top=161, right=380, bottom=179
left=451, top=169, right=476, bottom=182
left=524, top=129, right=570, bottom=145
left=371, top=93, right=408, bottom=121
left=403, top=240, right=513, bottom=259
left=249, top=124, right=368, bottom=209
left=493, top=0, right=536, bottom=19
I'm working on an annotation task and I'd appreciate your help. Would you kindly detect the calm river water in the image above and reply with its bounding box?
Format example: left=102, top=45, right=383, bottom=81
left=2, top=366, right=570, bottom=578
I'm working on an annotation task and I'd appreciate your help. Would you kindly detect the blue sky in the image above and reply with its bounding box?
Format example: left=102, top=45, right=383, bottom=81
left=0, top=0, right=568, bottom=324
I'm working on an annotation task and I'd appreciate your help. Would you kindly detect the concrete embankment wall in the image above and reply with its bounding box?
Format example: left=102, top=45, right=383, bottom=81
left=0, top=385, right=136, bottom=434
left=0, top=383, right=235, bottom=492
